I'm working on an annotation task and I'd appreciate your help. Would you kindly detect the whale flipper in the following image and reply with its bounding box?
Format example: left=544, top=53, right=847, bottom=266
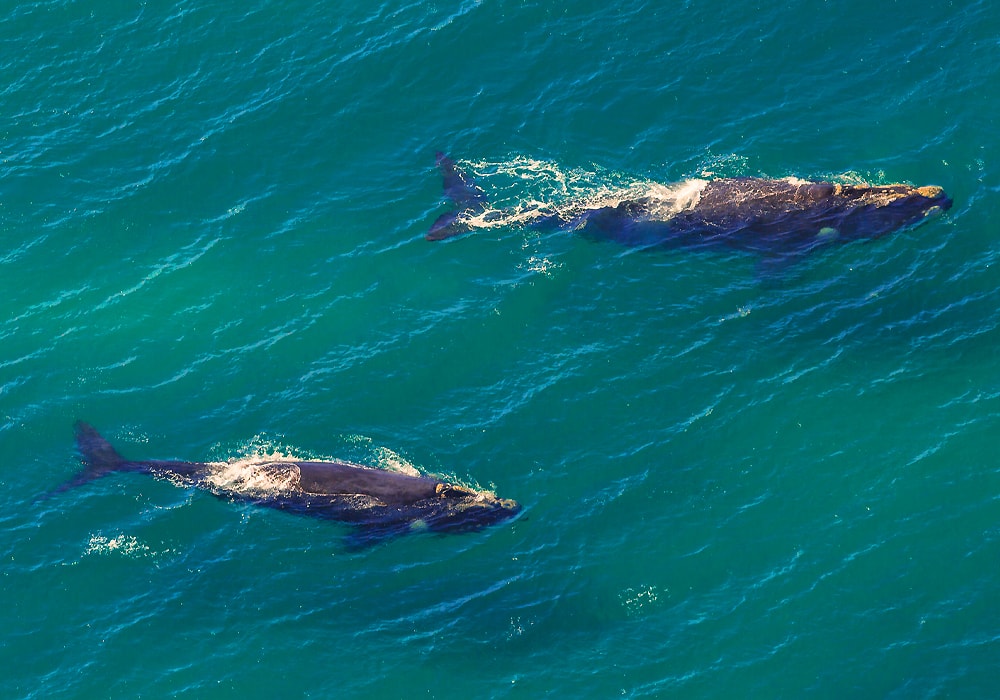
left=427, top=152, right=488, bottom=240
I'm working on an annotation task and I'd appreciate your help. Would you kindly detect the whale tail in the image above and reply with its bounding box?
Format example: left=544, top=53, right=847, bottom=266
left=427, top=152, right=488, bottom=240
left=41, top=422, right=127, bottom=499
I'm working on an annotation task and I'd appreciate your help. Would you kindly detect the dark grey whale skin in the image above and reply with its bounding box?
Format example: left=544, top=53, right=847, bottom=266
left=52, top=422, right=521, bottom=548
left=427, top=154, right=952, bottom=262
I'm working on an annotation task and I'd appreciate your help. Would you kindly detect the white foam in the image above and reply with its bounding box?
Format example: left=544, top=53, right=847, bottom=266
left=642, top=179, right=708, bottom=218
left=202, top=458, right=302, bottom=496
left=85, top=533, right=151, bottom=557
left=453, top=156, right=710, bottom=231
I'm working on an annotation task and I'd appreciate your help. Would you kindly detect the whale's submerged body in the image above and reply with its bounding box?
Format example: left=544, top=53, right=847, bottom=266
left=427, top=153, right=952, bottom=265
left=53, top=422, right=521, bottom=548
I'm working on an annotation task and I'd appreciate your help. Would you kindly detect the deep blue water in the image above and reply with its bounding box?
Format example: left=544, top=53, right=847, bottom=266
left=3, top=1, right=999, bottom=697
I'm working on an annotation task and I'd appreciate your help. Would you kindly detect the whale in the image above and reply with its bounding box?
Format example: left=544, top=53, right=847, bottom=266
left=51, top=422, right=521, bottom=548
left=427, top=153, right=952, bottom=266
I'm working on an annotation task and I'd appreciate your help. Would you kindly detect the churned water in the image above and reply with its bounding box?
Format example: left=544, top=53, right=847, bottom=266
left=2, top=1, right=998, bottom=698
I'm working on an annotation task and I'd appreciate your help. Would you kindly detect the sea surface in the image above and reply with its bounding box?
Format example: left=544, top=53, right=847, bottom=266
left=2, top=1, right=998, bottom=698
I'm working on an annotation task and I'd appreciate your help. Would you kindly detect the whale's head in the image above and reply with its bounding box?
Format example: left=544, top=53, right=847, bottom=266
left=419, top=483, right=522, bottom=534
left=340, top=482, right=522, bottom=549
left=833, top=183, right=952, bottom=240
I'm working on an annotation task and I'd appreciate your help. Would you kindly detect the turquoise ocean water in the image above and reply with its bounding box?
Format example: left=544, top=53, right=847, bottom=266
left=2, top=1, right=998, bottom=697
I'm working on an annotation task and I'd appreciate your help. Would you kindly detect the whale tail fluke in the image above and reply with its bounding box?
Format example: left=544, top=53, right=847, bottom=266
left=46, top=422, right=127, bottom=499
left=427, top=152, right=488, bottom=241
left=75, top=421, right=125, bottom=472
